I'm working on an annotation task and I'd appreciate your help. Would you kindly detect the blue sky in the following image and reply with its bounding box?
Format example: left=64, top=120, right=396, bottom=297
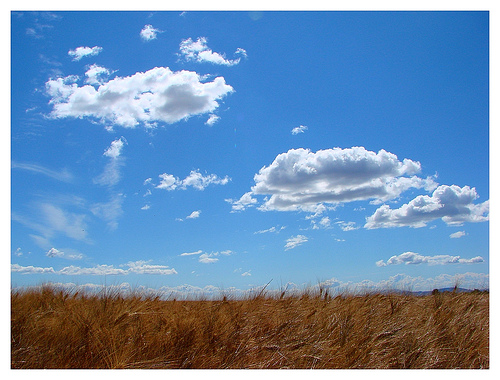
left=10, top=10, right=490, bottom=294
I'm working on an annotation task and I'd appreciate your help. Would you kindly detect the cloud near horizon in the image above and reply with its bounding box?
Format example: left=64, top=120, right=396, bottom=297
left=376, top=251, right=484, bottom=267
left=45, top=66, right=234, bottom=129
left=11, top=260, right=177, bottom=276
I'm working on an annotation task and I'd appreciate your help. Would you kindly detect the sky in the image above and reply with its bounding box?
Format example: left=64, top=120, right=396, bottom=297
left=10, top=10, right=490, bottom=295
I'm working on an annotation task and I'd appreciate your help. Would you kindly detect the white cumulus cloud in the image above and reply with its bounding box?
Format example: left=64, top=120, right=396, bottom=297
left=365, top=185, right=489, bottom=229
left=376, top=251, right=485, bottom=266
left=239, top=147, right=437, bottom=213
left=45, top=67, right=234, bottom=129
left=140, top=24, right=162, bottom=41
left=68, top=46, right=102, bottom=61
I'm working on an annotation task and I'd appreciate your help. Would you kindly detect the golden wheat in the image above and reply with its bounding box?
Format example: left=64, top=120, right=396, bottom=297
left=11, top=285, right=489, bottom=369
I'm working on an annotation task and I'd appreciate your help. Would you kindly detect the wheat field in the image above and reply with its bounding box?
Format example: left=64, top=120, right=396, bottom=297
left=11, top=285, right=489, bottom=369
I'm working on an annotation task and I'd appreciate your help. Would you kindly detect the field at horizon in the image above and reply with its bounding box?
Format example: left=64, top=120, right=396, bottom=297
left=11, top=285, right=489, bottom=369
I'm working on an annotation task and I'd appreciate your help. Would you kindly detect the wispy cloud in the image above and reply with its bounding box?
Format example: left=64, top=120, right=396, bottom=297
left=376, top=251, right=484, bottom=267
left=335, top=221, right=359, bottom=231
left=450, top=231, right=467, bottom=239
left=93, top=137, right=127, bottom=187
left=254, top=225, right=286, bottom=234
left=285, top=235, right=308, bottom=251
left=180, top=250, right=203, bottom=256
left=179, top=250, right=232, bottom=264
left=91, top=193, right=125, bottom=231
left=12, top=161, right=73, bottom=183
left=12, top=203, right=89, bottom=247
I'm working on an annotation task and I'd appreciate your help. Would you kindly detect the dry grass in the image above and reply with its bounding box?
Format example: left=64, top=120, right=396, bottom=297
left=11, top=285, right=489, bottom=369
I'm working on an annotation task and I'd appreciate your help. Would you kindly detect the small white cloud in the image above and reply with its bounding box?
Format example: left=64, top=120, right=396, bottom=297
left=141, top=204, right=151, bottom=210
left=205, top=114, right=220, bottom=126
left=285, top=235, right=308, bottom=251
left=179, top=37, right=246, bottom=66
left=156, top=170, right=230, bottom=191
left=144, top=178, right=152, bottom=185
left=14, top=248, right=23, bottom=257
left=46, top=247, right=64, bottom=258
left=103, top=137, right=126, bottom=159
left=140, top=24, right=162, bottom=41
left=68, top=46, right=103, bottom=61
left=226, top=192, right=258, bottom=212
left=199, top=253, right=218, bottom=264
left=46, top=247, right=83, bottom=260
left=186, top=210, right=201, bottom=219
left=241, top=271, right=251, bottom=277
left=125, top=260, right=177, bottom=275
left=450, top=231, right=467, bottom=239
left=291, top=125, right=308, bottom=135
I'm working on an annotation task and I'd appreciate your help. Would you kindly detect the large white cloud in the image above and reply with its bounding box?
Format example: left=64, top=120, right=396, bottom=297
left=365, top=185, right=489, bottom=229
left=376, top=251, right=485, bottom=266
left=234, top=147, right=437, bottom=212
left=45, top=66, right=234, bottom=128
